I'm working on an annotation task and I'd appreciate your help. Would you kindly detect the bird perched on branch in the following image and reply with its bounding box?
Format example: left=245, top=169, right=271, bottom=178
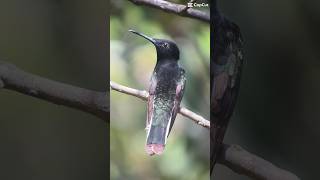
left=211, top=0, right=244, bottom=174
left=129, top=30, right=186, bottom=156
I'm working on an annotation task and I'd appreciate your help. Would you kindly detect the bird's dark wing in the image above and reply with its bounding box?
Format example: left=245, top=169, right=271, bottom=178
left=146, top=74, right=157, bottom=130
left=211, top=18, right=244, bottom=173
left=168, top=68, right=186, bottom=134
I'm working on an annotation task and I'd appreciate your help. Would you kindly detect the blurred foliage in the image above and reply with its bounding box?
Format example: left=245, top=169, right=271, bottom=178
left=110, top=0, right=210, bottom=179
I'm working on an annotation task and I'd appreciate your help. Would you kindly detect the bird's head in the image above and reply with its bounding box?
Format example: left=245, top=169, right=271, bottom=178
left=129, top=29, right=180, bottom=61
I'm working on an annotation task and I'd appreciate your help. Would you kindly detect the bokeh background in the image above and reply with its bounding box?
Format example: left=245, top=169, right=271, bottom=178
left=213, top=0, right=320, bottom=179
left=110, top=0, right=210, bottom=179
left=0, top=0, right=108, bottom=179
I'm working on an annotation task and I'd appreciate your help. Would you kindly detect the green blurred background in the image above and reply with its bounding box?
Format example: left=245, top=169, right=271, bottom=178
left=213, top=0, right=320, bottom=179
left=0, top=0, right=108, bottom=179
left=110, top=0, right=210, bottom=180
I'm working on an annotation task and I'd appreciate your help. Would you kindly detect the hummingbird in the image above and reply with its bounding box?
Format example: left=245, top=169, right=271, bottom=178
left=129, top=30, right=186, bottom=156
left=211, top=0, right=244, bottom=174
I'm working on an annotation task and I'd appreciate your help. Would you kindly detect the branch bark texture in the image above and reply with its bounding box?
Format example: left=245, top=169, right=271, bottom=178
left=220, top=145, right=300, bottom=180
left=0, top=61, right=108, bottom=122
left=128, top=0, right=209, bottom=23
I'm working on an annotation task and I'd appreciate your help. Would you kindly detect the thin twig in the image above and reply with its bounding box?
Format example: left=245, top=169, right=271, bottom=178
left=128, top=0, right=209, bottom=23
left=110, top=81, right=149, bottom=101
left=0, top=61, right=108, bottom=122
left=110, top=81, right=210, bottom=129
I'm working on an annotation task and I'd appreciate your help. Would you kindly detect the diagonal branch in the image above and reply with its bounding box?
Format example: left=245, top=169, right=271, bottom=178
left=219, top=145, right=300, bottom=180
left=110, top=81, right=210, bottom=128
left=110, top=81, right=300, bottom=180
left=0, top=61, right=108, bottom=122
left=128, top=0, right=209, bottom=23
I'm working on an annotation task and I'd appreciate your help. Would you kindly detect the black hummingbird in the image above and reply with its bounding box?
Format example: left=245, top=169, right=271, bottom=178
left=211, top=0, right=244, bottom=174
left=129, top=30, right=186, bottom=156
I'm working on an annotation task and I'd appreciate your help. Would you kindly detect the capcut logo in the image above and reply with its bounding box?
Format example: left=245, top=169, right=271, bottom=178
left=187, top=2, right=209, bottom=8
left=187, top=3, right=193, bottom=7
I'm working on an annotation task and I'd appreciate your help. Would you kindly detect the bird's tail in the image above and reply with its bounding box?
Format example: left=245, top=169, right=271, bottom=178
left=145, top=125, right=167, bottom=155
left=210, top=124, right=227, bottom=174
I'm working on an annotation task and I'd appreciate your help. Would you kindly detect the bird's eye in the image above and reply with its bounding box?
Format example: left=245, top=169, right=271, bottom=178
left=226, top=31, right=233, bottom=39
left=163, top=43, right=169, bottom=48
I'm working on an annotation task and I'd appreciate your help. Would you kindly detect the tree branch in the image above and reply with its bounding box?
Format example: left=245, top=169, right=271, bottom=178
left=110, top=81, right=300, bottom=180
left=0, top=61, right=108, bottom=122
left=219, top=145, right=300, bottom=180
left=110, top=81, right=210, bottom=128
left=128, top=0, right=209, bottom=23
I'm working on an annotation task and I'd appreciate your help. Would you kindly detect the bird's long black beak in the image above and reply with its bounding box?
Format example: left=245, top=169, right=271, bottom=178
left=129, top=29, right=156, bottom=44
